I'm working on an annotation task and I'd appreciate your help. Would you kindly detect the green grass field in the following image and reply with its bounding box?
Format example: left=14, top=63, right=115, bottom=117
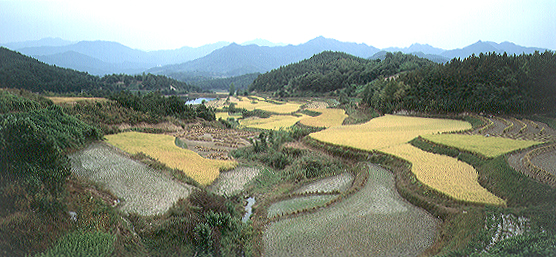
left=421, top=134, right=542, bottom=158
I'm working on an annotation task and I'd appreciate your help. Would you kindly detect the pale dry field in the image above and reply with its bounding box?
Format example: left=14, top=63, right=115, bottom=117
left=208, top=167, right=261, bottom=196
left=264, top=164, right=439, bottom=256
left=69, top=143, right=193, bottom=216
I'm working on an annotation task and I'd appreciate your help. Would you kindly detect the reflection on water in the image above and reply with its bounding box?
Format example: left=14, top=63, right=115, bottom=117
left=242, top=197, right=255, bottom=223
left=185, top=98, right=215, bottom=105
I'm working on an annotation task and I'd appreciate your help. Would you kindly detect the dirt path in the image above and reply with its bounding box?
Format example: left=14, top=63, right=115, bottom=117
left=263, top=164, right=439, bottom=256
left=69, top=142, right=194, bottom=216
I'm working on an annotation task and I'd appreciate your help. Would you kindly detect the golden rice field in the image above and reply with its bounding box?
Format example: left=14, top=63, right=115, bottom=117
left=299, top=108, right=348, bottom=128
left=382, top=144, right=505, bottom=205
left=215, top=112, right=242, bottom=120
left=231, top=97, right=302, bottom=114
left=421, top=134, right=542, bottom=158
left=47, top=96, right=108, bottom=104
left=240, top=114, right=306, bottom=130
left=310, top=115, right=472, bottom=151
left=310, top=115, right=505, bottom=205
left=105, top=131, right=236, bottom=185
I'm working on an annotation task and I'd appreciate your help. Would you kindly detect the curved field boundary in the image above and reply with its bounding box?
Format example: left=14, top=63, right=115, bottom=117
left=267, top=167, right=368, bottom=222
left=420, top=134, right=542, bottom=159
left=476, top=117, right=495, bottom=134
left=263, top=164, right=439, bottom=257
left=298, top=108, right=348, bottom=128
left=523, top=143, right=556, bottom=187
left=106, top=131, right=236, bottom=185
left=69, top=143, right=194, bottom=216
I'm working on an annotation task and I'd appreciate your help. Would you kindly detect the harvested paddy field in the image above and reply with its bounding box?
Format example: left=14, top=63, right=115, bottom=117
left=294, top=172, right=354, bottom=194
left=263, top=164, right=439, bottom=256
left=69, top=143, right=194, bottom=216
left=208, top=166, right=261, bottom=196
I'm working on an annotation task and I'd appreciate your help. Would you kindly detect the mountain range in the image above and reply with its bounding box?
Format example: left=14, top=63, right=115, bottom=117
left=2, top=37, right=550, bottom=78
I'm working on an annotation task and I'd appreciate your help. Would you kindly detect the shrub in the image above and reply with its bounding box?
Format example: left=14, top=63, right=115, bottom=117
left=35, top=231, right=115, bottom=257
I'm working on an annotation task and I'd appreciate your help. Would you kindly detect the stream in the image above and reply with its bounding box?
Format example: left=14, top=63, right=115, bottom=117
left=242, top=197, right=255, bottom=223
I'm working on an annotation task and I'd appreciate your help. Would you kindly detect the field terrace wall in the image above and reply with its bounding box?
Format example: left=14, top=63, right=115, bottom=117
left=266, top=163, right=369, bottom=222
left=523, top=143, right=556, bottom=187
left=302, top=136, right=466, bottom=220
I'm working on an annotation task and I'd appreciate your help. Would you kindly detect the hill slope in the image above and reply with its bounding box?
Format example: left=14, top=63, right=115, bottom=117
left=148, top=37, right=381, bottom=78
left=249, top=51, right=434, bottom=96
left=0, top=47, right=202, bottom=94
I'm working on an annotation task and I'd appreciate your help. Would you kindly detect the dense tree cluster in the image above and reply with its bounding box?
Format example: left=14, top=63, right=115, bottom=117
left=0, top=47, right=102, bottom=93
left=362, top=51, right=556, bottom=114
left=0, top=47, right=203, bottom=95
left=100, top=73, right=204, bottom=94
left=108, top=91, right=215, bottom=122
left=248, top=51, right=434, bottom=96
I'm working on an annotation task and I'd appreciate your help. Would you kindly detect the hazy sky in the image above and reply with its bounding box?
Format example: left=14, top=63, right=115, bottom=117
left=1, top=0, right=555, bottom=51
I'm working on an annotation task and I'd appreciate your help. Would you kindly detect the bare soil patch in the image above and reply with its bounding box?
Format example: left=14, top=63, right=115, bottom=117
left=174, top=123, right=257, bottom=160
left=69, top=142, right=194, bottom=216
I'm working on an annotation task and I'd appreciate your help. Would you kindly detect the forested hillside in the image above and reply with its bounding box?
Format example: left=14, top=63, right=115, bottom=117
left=0, top=47, right=203, bottom=95
left=249, top=51, right=434, bottom=96
left=362, top=51, right=556, bottom=114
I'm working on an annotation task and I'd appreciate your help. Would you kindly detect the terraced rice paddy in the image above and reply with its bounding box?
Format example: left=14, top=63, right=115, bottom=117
left=215, top=112, right=241, bottom=120
left=299, top=108, right=348, bottom=128
left=264, top=164, right=438, bottom=256
left=294, top=172, right=354, bottom=194
left=232, top=97, right=302, bottom=114
left=421, top=134, right=542, bottom=158
left=105, top=131, right=236, bottom=185
left=267, top=195, right=338, bottom=218
left=310, top=115, right=471, bottom=151
left=382, top=144, right=505, bottom=205
left=47, top=96, right=108, bottom=104
left=69, top=143, right=193, bottom=215
left=240, top=114, right=306, bottom=130
left=208, top=167, right=260, bottom=196
left=309, top=115, right=505, bottom=205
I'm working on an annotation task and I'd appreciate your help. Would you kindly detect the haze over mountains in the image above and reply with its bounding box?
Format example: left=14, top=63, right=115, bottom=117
left=1, top=36, right=549, bottom=78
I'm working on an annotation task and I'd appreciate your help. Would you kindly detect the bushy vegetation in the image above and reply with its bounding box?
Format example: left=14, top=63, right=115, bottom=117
left=249, top=51, right=434, bottom=97
left=100, top=73, right=203, bottom=95
left=35, top=231, right=115, bottom=257
left=0, top=92, right=103, bottom=256
left=232, top=127, right=343, bottom=182
left=109, top=90, right=215, bottom=121
left=362, top=51, right=556, bottom=115
left=130, top=190, right=253, bottom=256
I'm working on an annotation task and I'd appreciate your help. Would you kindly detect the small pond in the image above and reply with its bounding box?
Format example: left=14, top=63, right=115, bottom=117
left=185, top=98, right=215, bottom=105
